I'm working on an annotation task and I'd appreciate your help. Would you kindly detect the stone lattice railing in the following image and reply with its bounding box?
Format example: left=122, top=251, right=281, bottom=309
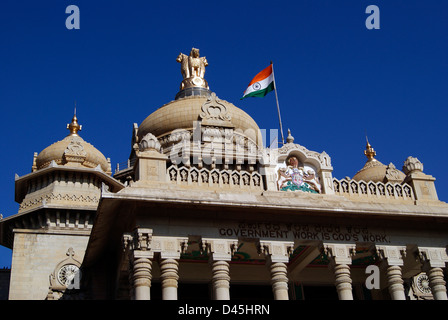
left=333, top=178, right=415, bottom=202
left=167, top=165, right=263, bottom=189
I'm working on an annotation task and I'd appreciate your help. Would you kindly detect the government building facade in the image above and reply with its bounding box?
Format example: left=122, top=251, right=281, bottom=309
left=1, top=49, right=447, bottom=300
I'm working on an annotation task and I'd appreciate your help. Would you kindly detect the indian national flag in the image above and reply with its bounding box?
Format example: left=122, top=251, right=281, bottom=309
left=241, top=64, right=275, bottom=99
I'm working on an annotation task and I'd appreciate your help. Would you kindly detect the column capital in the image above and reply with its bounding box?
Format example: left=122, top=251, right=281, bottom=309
left=415, top=246, right=448, bottom=269
left=257, top=240, right=294, bottom=263
left=152, top=236, right=188, bottom=260
left=201, top=238, right=238, bottom=261
left=376, top=245, right=407, bottom=267
left=123, top=228, right=154, bottom=258
left=323, top=243, right=356, bottom=266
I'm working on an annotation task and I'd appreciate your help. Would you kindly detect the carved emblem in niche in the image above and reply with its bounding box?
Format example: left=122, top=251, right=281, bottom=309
left=200, top=92, right=231, bottom=123
left=63, top=136, right=87, bottom=164
left=277, top=156, right=321, bottom=193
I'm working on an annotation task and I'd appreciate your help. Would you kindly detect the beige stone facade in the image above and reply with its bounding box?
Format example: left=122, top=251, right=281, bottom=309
left=9, top=230, right=89, bottom=300
left=1, top=52, right=447, bottom=300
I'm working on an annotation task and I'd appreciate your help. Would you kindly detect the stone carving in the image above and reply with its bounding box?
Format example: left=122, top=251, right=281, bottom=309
left=167, top=165, right=262, bottom=189
left=176, top=48, right=209, bottom=90
left=63, top=136, right=87, bottom=164
left=277, top=156, right=321, bottom=193
left=257, top=240, right=294, bottom=263
left=278, top=142, right=332, bottom=170
left=200, top=93, right=231, bottom=123
left=412, top=273, right=433, bottom=299
left=47, top=248, right=83, bottom=299
left=385, top=163, right=404, bottom=182
left=123, top=228, right=153, bottom=252
left=333, top=177, right=414, bottom=201
left=153, top=237, right=188, bottom=256
left=19, top=192, right=99, bottom=212
left=403, top=156, right=424, bottom=175
left=139, top=133, right=162, bottom=153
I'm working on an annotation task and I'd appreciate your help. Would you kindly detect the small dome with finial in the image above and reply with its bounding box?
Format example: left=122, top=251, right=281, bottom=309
left=352, top=138, right=405, bottom=183
left=34, top=112, right=111, bottom=174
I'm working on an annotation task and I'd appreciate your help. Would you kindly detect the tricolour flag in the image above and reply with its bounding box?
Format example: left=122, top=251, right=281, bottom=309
left=241, top=64, right=275, bottom=99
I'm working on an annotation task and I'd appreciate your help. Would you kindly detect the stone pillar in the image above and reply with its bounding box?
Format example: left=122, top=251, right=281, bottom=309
left=324, top=243, right=356, bottom=300
left=159, top=258, right=179, bottom=300
left=151, top=236, right=188, bottom=300
left=123, top=228, right=154, bottom=300
left=258, top=240, right=294, bottom=300
left=416, top=247, right=448, bottom=300
left=202, top=238, right=238, bottom=300
left=385, top=265, right=406, bottom=300
left=269, top=261, right=289, bottom=300
left=132, top=253, right=153, bottom=300
left=211, top=260, right=231, bottom=300
left=427, top=267, right=447, bottom=300
left=377, top=245, right=407, bottom=300
left=333, top=263, right=353, bottom=300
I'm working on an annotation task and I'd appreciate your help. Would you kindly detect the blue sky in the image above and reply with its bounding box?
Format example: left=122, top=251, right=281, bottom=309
left=0, top=1, right=447, bottom=267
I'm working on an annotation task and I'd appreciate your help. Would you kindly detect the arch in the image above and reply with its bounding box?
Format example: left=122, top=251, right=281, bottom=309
left=277, top=144, right=327, bottom=173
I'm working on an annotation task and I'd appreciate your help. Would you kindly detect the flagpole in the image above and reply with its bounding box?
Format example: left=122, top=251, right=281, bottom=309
left=270, top=61, right=285, bottom=145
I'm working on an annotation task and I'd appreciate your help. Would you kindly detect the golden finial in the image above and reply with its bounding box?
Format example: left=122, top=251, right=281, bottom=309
left=364, top=136, right=376, bottom=161
left=67, top=103, right=82, bottom=136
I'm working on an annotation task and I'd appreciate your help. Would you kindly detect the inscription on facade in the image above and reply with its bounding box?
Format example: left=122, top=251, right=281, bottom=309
left=218, top=222, right=390, bottom=243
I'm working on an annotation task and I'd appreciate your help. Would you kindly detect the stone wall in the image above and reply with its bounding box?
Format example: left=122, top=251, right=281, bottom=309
left=8, top=230, right=89, bottom=300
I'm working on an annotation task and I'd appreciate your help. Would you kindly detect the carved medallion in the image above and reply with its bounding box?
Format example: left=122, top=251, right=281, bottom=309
left=200, top=93, right=232, bottom=124
left=57, top=264, right=80, bottom=287
left=416, top=273, right=431, bottom=295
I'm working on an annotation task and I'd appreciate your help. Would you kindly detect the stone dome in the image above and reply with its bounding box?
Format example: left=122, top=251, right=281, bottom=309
left=35, top=115, right=111, bottom=174
left=138, top=94, right=263, bottom=146
left=352, top=141, right=405, bottom=183
left=353, top=159, right=388, bottom=183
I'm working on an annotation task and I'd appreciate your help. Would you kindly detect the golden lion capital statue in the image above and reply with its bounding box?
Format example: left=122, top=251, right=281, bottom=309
left=176, top=48, right=209, bottom=90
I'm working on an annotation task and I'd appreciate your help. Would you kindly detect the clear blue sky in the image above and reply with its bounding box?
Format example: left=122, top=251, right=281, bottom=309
left=0, top=1, right=447, bottom=267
